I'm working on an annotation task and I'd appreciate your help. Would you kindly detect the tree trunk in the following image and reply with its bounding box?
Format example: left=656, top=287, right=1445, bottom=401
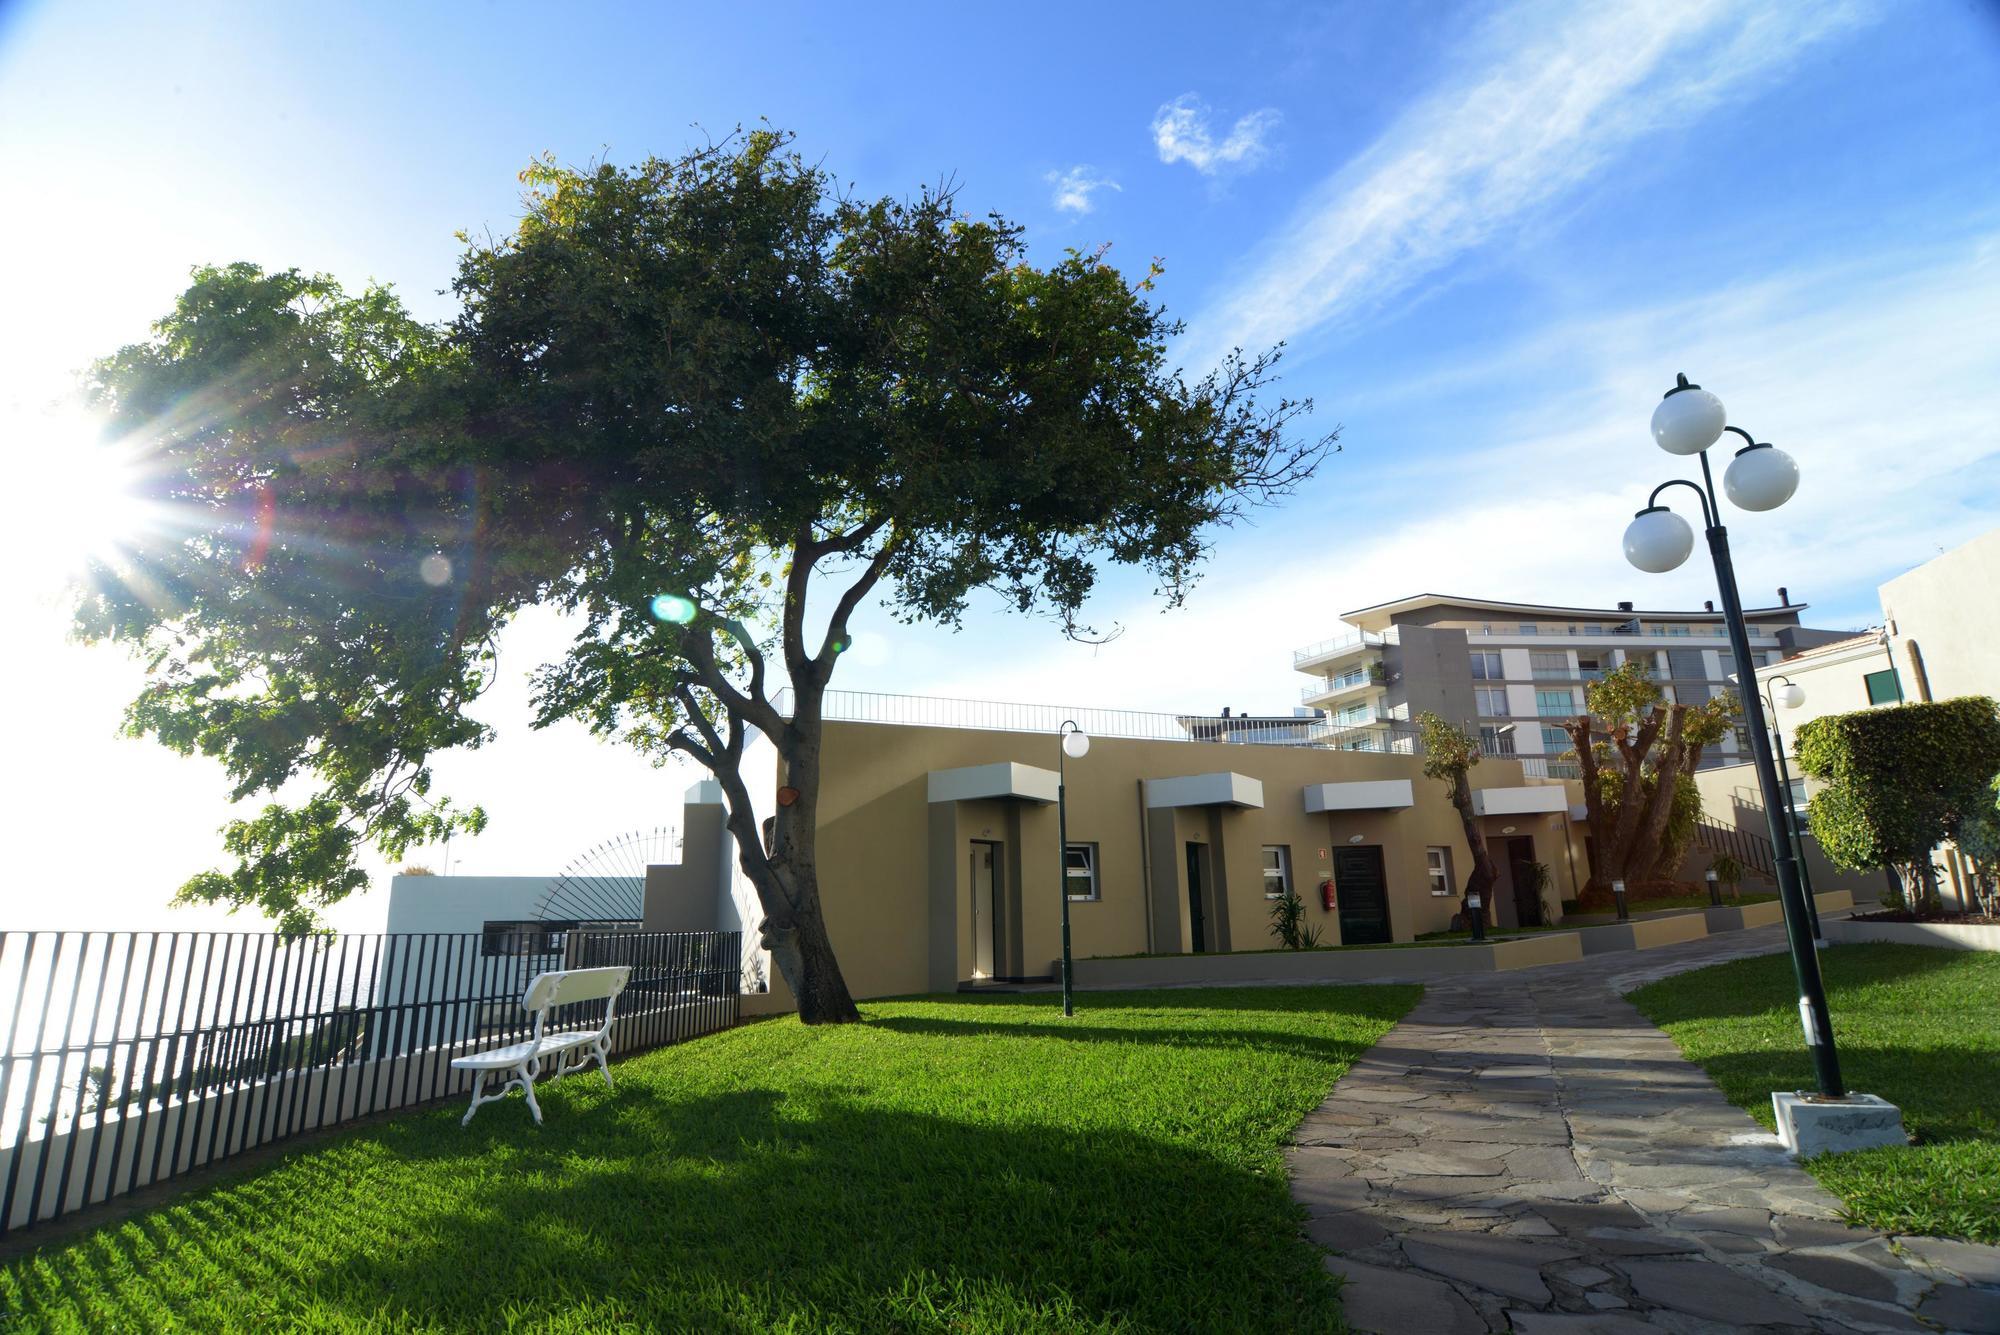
left=1451, top=771, right=1497, bottom=928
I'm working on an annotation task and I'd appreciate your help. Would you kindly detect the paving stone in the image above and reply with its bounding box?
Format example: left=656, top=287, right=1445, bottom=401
left=1816, top=1295, right=1932, bottom=1332
left=1896, top=1235, right=2000, bottom=1287
left=1672, top=1206, right=1772, bottom=1237
left=1553, top=1265, right=1613, bottom=1288
left=1504, top=1145, right=1584, bottom=1181
left=1503, top=1312, right=1659, bottom=1334
left=1325, top=1256, right=1486, bottom=1335
left=1767, top=1250, right=1902, bottom=1302
left=1919, top=1283, right=2000, bottom=1335
left=1583, top=1291, right=1628, bottom=1310
left=1579, top=1227, right=1699, bottom=1257
left=1402, top=1235, right=1552, bottom=1303
left=1378, top=1150, right=1510, bottom=1177
left=1290, top=1171, right=1369, bottom=1213
left=1533, top=1200, right=1648, bottom=1231
left=1303, top=1210, right=1391, bottom=1252
left=1618, top=1260, right=1804, bottom=1325
left=1770, top=1213, right=1869, bottom=1249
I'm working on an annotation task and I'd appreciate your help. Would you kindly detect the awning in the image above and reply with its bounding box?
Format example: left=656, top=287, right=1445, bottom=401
left=926, top=762, right=1060, bottom=805
left=1303, top=779, right=1415, bottom=813
left=1144, top=772, right=1265, bottom=809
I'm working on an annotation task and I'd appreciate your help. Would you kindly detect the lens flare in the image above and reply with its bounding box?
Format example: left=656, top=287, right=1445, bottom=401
left=650, top=594, right=697, bottom=624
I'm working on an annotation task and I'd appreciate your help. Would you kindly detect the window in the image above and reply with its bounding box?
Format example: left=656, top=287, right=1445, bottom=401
left=1541, top=725, right=1570, bottom=752
left=1469, top=651, right=1503, bottom=680
left=1530, top=650, right=1569, bottom=679
left=1262, top=846, right=1293, bottom=900
left=1426, top=847, right=1455, bottom=897
left=1786, top=778, right=1808, bottom=814
left=1863, top=669, right=1901, bottom=705
left=1517, top=623, right=1540, bottom=635
left=1480, top=725, right=1513, bottom=755
left=482, top=920, right=561, bottom=958
left=1064, top=843, right=1099, bottom=901
left=1474, top=686, right=1509, bottom=716
left=1536, top=689, right=1575, bottom=717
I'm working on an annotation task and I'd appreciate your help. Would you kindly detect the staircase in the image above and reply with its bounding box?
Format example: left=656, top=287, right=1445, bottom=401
left=1694, top=819, right=1777, bottom=883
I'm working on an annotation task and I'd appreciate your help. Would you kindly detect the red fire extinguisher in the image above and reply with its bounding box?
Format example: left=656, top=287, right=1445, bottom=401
left=1319, top=878, right=1337, bottom=912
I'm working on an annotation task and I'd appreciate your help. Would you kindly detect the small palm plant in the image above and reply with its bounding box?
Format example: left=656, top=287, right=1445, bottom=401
left=1709, top=853, right=1744, bottom=900
left=1269, top=887, right=1325, bottom=950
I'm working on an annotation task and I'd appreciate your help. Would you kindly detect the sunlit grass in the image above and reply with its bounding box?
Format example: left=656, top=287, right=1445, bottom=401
left=0, top=986, right=1419, bottom=1332
left=1631, top=944, right=2000, bottom=1242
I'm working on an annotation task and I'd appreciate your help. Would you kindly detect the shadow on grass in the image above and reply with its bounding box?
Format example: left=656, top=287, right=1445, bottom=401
left=866, top=1013, right=1389, bottom=1066
left=3, top=1073, right=1349, bottom=1332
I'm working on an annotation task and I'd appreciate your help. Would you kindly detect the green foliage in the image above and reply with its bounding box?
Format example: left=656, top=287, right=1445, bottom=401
left=1267, top=887, right=1324, bottom=950
left=1708, top=852, right=1743, bottom=888
left=1795, top=696, right=2000, bottom=873
left=1417, top=710, right=1480, bottom=782
left=1957, top=774, right=2000, bottom=875
left=79, top=132, right=1331, bottom=935
left=0, top=987, right=1419, bottom=1331
left=1584, top=659, right=1663, bottom=729
left=1633, top=944, right=2000, bottom=1243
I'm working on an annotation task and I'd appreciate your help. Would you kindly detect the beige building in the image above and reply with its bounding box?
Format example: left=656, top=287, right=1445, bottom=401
left=642, top=694, right=1590, bottom=1005
left=1880, top=526, right=2000, bottom=706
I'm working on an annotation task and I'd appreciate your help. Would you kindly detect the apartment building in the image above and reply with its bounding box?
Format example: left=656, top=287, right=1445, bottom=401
left=1294, top=591, right=1851, bottom=773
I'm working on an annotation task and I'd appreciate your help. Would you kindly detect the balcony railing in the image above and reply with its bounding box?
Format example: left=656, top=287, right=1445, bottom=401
left=1300, top=672, right=1370, bottom=701
left=1291, top=629, right=1393, bottom=666
left=776, top=688, right=1421, bottom=753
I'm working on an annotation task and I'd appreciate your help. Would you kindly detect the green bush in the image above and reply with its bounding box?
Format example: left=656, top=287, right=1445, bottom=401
left=1796, top=696, right=2000, bottom=909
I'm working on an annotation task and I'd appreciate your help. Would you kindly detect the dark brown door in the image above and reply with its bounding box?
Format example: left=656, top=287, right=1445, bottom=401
left=1505, top=835, right=1542, bottom=926
left=1185, top=843, right=1208, bottom=952
left=1334, top=845, right=1392, bottom=944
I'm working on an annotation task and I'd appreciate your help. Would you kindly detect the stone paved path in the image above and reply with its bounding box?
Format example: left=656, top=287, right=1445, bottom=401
left=1288, top=926, right=2000, bottom=1333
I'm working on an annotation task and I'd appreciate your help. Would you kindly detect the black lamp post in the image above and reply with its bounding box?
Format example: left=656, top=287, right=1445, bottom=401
left=1056, top=720, right=1090, bottom=1018
left=1622, top=373, right=1845, bottom=1098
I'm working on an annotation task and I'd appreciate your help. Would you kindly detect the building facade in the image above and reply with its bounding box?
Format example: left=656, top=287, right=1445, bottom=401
left=1294, top=592, right=1851, bottom=774
left=638, top=694, right=1592, bottom=1009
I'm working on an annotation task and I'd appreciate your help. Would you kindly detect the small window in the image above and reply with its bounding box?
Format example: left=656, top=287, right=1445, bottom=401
left=482, top=920, right=561, bottom=958
left=1426, top=847, right=1455, bottom=897
left=1786, top=778, right=1807, bottom=814
left=1262, top=846, right=1293, bottom=900
left=1541, top=725, right=1570, bottom=752
left=1469, top=651, right=1504, bottom=680
left=1517, top=624, right=1540, bottom=635
left=1536, top=689, right=1575, bottom=717
left=1064, top=843, right=1099, bottom=901
left=1474, top=686, right=1509, bottom=716
left=1863, top=669, right=1900, bottom=705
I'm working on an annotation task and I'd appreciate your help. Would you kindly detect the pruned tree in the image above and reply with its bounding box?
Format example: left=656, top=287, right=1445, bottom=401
left=76, top=130, right=1336, bottom=1023
left=1557, top=660, right=1734, bottom=891
left=1795, top=696, right=2000, bottom=914
left=1416, top=712, right=1498, bottom=929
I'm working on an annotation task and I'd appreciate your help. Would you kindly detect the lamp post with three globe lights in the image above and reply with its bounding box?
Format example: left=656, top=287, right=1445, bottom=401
left=1620, top=373, right=1850, bottom=1101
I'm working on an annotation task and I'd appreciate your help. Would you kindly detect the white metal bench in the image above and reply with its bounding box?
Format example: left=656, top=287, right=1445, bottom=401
left=451, top=965, right=630, bottom=1126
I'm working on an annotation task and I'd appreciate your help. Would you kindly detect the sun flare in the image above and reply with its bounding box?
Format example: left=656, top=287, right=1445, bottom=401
left=1, top=408, right=158, bottom=586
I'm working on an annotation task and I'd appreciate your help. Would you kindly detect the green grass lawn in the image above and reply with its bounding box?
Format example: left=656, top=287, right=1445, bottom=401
left=1630, top=943, right=2000, bottom=1243
left=0, top=986, right=1419, bottom=1333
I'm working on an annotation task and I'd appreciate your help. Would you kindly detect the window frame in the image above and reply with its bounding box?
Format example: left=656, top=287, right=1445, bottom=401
left=1261, top=845, right=1293, bottom=901
left=1474, top=685, right=1509, bottom=717
left=1863, top=669, right=1900, bottom=705
left=1469, top=651, right=1504, bottom=680
left=1064, top=842, right=1101, bottom=902
left=1426, top=846, right=1454, bottom=897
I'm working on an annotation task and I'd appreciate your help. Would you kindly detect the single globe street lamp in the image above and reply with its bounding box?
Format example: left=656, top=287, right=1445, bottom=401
left=1621, top=373, right=1844, bottom=1099
left=1057, top=721, right=1089, bottom=1017
left=1762, top=673, right=1823, bottom=943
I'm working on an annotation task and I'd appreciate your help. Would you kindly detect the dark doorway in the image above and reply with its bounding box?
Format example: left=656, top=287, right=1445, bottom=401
left=970, top=840, right=1002, bottom=978
left=1334, top=845, right=1392, bottom=944
left=1185, top=843, right=1209, bottom=953
left=1504, top=835, right=1542, bottom=927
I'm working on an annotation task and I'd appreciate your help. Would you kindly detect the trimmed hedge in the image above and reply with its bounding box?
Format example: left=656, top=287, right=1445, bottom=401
left=1794, top=696, right=2000, bottom=872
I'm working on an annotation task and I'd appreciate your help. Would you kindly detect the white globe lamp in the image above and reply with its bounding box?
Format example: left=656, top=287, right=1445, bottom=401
left=1650, top=375, right=1727, bottom=456
left=1623, top=506, right=1694, bottom=573
left=1723, top=442, right=1799, bottom=512
left=1774, top=681, right=1806, bottom=710
left=1062, top=729, right=1090, bottom=759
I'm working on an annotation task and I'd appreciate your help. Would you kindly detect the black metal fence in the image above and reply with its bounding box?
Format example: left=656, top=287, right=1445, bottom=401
left=1695, top=820, right=1777, bottom=880
left=0, top=927, right=739, bottom=1237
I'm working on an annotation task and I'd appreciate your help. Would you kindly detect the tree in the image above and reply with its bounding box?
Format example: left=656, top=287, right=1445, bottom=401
left=1557, top=660, right=1734, bottom=892
left=77, top=131, right=1335, bottom=1022
left=1416, top=713, right=1498, bottom=929
left=1795, top=696, right=2000, bottom=914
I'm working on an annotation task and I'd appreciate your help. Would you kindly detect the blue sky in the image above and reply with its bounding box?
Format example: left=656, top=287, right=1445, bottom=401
left=2, top=0, right=1997, bottom=925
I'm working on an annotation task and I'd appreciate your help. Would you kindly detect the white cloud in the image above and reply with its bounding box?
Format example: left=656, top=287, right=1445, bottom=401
left=1176, top=0, right=1874, bottom=373
left=1046, top=165, right=1120, bottom=215
left=1151, top=94, right=1281, bottom=175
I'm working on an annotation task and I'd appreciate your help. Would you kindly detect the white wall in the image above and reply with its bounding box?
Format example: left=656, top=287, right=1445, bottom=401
left=383, top=875, right=560, bottom=934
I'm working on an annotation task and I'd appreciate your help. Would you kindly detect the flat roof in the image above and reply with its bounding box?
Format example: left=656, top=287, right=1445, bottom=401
left=1339, top=591, right=1808, bottom=632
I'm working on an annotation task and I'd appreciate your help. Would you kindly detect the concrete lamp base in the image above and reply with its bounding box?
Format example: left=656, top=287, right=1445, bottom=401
left=1772, top=1092, right=1907, bottom=1160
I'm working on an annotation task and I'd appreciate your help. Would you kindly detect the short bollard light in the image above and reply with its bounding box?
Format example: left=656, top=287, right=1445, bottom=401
left=1612, top=878, right=1630, bottom=922
left=1467, top=892, right=1485, bottom=941
left=1707, top=867, right=1723, bottom=907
